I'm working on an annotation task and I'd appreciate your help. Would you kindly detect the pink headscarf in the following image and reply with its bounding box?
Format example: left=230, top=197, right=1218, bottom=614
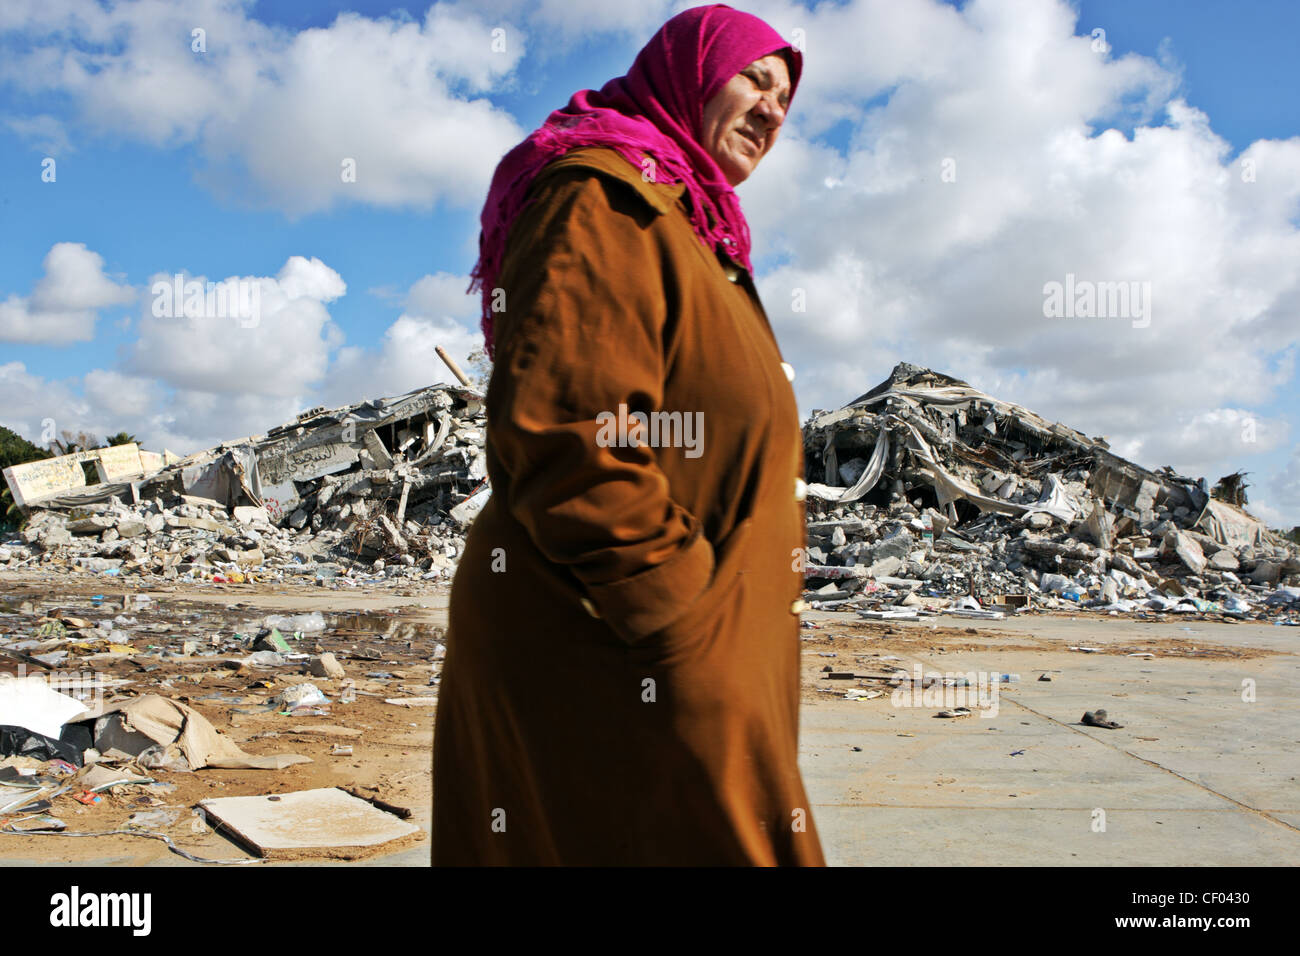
left=469, top=3, right=803, bottom=358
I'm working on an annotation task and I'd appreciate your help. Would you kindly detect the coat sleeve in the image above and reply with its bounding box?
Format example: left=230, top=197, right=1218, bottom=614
left=486, top=166, right=715, bottom=645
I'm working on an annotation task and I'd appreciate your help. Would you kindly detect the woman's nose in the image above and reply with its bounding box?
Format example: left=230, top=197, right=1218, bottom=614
left=752, top=91, right=785, bottom=130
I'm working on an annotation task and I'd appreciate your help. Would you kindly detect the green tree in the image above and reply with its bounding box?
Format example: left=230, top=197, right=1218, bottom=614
left=0, top=425, right=53, bottom=529
left=105, top=431, right=139, bottom=447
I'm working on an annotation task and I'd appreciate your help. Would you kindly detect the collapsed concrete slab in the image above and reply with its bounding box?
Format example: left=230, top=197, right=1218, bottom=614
left=199, top=787, right=421, bottom=860
left=1, top=383, right=487, bottom=585
left=799, top=363, right=1300, bottom=620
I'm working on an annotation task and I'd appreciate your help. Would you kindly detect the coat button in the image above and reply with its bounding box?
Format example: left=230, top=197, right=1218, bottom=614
left=794, top=477, right=807, bottom=501
left=789, top=599, right=807, bottom=615
left=780, top=362, right=795, bottom=382
left=580, top=597, right=601, bottom=619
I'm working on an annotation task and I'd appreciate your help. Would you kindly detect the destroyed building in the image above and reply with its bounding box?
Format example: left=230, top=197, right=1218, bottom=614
left=1, top=362, right=1297, bottom=622
left=1, top=383, right=490, bottom=584
left=798, top=363, right=1299, bottom=621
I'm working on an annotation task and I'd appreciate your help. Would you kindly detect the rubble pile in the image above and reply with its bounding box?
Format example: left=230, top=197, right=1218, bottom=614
left=0, top=384, right=490, bottom=586
left=800, top=364, right=1300, bottom=623
left=2, top=363, right=1297, bottom=622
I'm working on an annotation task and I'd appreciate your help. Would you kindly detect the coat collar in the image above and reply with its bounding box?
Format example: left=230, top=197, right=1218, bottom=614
left=537, top=147, right=688, bottom=216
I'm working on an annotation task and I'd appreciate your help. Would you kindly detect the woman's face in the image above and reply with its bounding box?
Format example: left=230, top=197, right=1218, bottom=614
left=699, top=53, right=791, bottom=187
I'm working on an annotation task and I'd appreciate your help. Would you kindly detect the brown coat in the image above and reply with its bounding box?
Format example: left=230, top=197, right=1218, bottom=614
left=432, top=146, right=824, bottom=866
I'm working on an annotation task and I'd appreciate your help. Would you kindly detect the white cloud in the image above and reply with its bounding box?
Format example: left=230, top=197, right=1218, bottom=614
left=82, top=370, right=163, bottom=421
left=0, top=361, right=108, bottom=448
left=1251, top=447, right=1300, bottom=530
left=0, top=0, right=529, bottom=216
left=729, top=0, right=1300, bottom=523
left=2, top=113, right=71, bottom=154
left=0, top=243, right=135, bottom=345
left=128, top=256, right=345, bottom=398
left=1, top=261, right=485, bottom=458
left=440, top=0, right=674, bottom=44
left=2, top=0, right=1299, bottom=526
left=320, top=271, right=482, bottom=405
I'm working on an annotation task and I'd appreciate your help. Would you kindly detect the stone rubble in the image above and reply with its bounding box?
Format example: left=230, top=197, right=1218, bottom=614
left=2, top=365, right=1297, bottom=623
left=0, top=384, right=489, bottom=589
left=800, top=364, right=1300, bottom=624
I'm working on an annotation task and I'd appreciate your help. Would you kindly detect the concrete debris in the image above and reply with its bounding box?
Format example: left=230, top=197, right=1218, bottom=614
left=2, top=364, right=1297, bottom=626
left=801, top=364, right=1300, bottom=624
left=0, top=589, right=441, bottom=860
left=198, top=787, right=420, bottom=860
left=1, top=384, right=487, bottom=589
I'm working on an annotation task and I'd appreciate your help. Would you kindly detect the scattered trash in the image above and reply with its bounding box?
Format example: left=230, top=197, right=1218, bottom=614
left=81, top=766, right=154, bottom=792
left=0, top=676, right=90, bottom=739
left=0, top=725, right=84, bottom=766
left=246, top=651, right=288, bottom=667
left=935, top=707, right=973, bottom=719
left=262, top=612, right=326, bottom=634
left=2, top=814, right=66, bottom=832
left=1081, top=709, right=1124, bottom=729
left=254, top=628, right=292, bottom=653
left=86, top=695, right=311, bottom=770
left=125, top=809, right=180, bottom=830
left=275, top=683, right=329, bottom=713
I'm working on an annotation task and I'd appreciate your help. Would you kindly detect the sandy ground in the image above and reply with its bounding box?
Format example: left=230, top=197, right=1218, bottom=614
left=2, top=572, right=1296, bottom=866
left=1, top=574, right=444, bottom=866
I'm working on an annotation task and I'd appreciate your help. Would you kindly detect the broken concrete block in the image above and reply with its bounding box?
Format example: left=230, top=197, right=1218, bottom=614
left=867, top=555, right=903, bottom=578
left=166, top=515, right=224, bottom=532
left=233, top=506, right=270, bottom=525
left=1163, top=530, right=1206, bottom=575
left=1208, top=550, right=1239, bottom=571
left=871, top=527, right=912, bottom=562
left=362, top=430, right=394, bottom=470
left=1250, top=561, right=1281, bottom=585
left=67, top=514, right=115, bottom=534
left=198, top=788, right=420, bottom=860
left=39, top=526, right=73, bottom=549
left=310, top=652, right=346, bottom=679
left=379, top=515, right=409, bottom=554
left=116, top=518, right=147, bottom=538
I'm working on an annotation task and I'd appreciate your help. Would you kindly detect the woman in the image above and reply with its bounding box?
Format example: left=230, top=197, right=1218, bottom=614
left=432, top=4, right=824, bottom=866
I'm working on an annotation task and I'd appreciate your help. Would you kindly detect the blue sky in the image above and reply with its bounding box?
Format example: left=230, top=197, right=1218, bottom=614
left=1, top=0, right=1298, bottom=525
